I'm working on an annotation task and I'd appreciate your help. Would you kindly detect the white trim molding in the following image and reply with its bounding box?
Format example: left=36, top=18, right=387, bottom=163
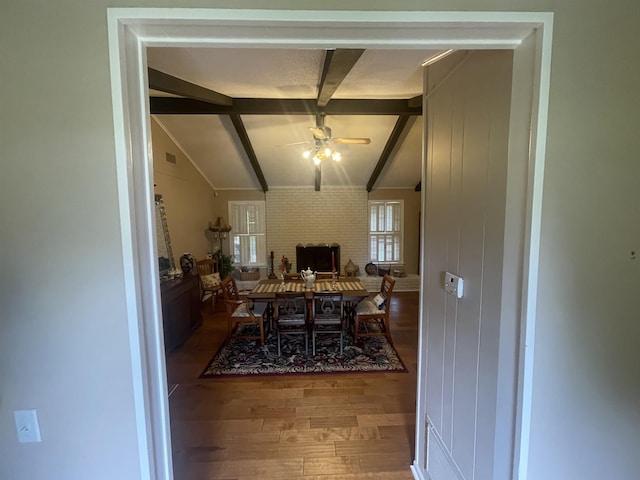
left=106, top=9, right=553, bottom=479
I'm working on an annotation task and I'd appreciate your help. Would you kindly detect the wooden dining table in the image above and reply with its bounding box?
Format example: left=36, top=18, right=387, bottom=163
left=247, top=278, right=369, bottom=323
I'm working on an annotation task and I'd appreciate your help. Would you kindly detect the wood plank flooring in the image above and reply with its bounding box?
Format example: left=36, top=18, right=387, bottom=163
left=166, top=291, right=419, bottom=480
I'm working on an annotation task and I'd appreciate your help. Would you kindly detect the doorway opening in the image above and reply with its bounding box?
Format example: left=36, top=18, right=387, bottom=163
left=107, top=9, right=552, bottom=479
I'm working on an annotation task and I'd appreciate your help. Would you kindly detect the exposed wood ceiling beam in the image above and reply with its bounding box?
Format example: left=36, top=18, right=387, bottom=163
left=148, top=68, right=232, bottom=106
left=366, top=115, right=412, bottom=192
left=228, top=114, right=269, bottom=193
left=317, top=49, right=365, bottom=108
left=149, top=97, right=422, bottom=116
left=313, top=49, right=365, bottom=191
left=408, top=95, right=422, bottom=109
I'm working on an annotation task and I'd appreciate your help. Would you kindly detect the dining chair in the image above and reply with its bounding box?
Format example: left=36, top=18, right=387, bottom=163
left=221, top=276, right=266, bottom=346
left=274, top=291, right=308, bottom=356
left=353, top=274, right=396, bottom=346
left=311, top=291, right=344, bottom=355
left=196, top=258, right=223, bottom=310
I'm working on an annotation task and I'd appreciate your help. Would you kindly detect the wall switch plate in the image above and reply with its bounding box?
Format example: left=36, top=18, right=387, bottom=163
left=14, top=409, right=42, bottom=443
left=444, top=272, right=464, bottom=298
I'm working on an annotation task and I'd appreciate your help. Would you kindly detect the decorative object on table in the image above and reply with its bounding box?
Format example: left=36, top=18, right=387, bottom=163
left=200, top=323, right=406, bottom=377
left=365, top=262, right=378, bottom=276
left=300, top=266, right=317, bottom=289
left=268, top=251, right=277, bottom=279
left=344, top=259, right=357, bottom=277
left=179, top=253, right=196, bottom=275
left=283, top=256, right=292, bottom=273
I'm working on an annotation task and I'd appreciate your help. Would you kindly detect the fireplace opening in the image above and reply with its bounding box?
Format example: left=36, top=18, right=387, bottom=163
left=296, top=244, right=340, bottom=275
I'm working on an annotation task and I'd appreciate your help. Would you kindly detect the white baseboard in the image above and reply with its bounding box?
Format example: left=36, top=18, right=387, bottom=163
left=411, top=460, right=429, bottom=480
left=427, top=427, right=465, bottom=480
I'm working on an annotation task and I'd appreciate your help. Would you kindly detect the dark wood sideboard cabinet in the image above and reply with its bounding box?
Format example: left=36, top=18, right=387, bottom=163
left=160, top=274, right=202, bottom=352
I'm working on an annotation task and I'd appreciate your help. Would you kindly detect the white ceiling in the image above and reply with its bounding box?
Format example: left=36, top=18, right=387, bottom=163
left=148, top=47, right=441, bottom=191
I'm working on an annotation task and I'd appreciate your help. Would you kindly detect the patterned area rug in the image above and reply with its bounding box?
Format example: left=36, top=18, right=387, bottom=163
left=200, top=325, right=406, bottom=377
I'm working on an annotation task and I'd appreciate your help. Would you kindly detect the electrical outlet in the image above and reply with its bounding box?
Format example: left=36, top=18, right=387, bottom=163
left=444, top=272, right=464, bottom=298
left=14, top=409, right=42, bottom=443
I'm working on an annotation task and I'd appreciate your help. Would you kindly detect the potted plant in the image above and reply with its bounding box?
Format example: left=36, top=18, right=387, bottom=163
left=214, top=250, right=233, bottom=280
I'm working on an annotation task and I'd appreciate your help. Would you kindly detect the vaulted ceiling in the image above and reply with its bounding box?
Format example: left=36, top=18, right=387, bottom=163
left=147, top=47, right=448, bottom=192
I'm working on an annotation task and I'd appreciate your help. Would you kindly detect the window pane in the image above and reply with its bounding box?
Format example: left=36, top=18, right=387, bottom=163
left=393, top=234, right=400, bottom=261
left=232, top=237, right=241, bottom=264
left=228, top=201, right=266, bottom=265
left=370, top=206, right=377, bottom=231
left=368, top=200, right=403, bottom=262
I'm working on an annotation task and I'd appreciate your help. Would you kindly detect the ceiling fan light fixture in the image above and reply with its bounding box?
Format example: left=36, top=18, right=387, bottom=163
left=302, top=149, right=311, bottom=159
left=332, top=151, right=341, bottom=161
left=313, top=155, right=322, bottom=166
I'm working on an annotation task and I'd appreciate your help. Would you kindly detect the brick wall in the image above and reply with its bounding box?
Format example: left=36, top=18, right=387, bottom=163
left=266, top=187, right=369, bottom=274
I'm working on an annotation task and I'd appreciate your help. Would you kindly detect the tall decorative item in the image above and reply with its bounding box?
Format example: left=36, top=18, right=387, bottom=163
left=208, top=216, right=232, bottom=254
left=268, top=251, right=277, bottom=279
left=154, top=194, right=176, bottom=278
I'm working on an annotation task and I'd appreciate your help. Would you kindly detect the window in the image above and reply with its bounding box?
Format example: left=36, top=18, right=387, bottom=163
left=368, top=200, right=403, bottom=264
left=228, top=201, right=266, bottom=266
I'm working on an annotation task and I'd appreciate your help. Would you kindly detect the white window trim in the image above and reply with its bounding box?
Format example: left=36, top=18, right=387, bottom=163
left=368, top=200, right=404, bottom=265
left=228, top=200, right=267, bottom=267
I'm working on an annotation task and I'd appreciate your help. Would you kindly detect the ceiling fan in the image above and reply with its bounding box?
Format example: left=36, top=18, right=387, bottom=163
left=308, top=113, right=371, bottom=145
left=284, top=115, right=371, bottom=165
left=307, top=124, right=371, bottom=145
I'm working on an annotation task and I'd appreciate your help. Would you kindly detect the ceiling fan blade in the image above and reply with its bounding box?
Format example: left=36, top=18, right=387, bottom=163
left=332, top=137, right=371, bottom=145
left=309, top=126, right=331, bottom=140
left=277, top=141, right=313, bottom=147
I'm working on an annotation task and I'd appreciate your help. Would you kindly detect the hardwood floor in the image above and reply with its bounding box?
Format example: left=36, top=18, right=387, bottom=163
left=166, top=291, right=419, bottom=480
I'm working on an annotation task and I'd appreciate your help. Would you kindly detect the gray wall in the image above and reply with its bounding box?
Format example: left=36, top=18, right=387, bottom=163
left=152, top=118, right=217, bottom=261
left=423, top=50, right=513, bottom=480
left=0, top=2, right=638, bottom=480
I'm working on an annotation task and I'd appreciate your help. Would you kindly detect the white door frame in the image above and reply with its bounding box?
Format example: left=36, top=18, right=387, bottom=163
left=107, top=9, right=552, bottom=480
